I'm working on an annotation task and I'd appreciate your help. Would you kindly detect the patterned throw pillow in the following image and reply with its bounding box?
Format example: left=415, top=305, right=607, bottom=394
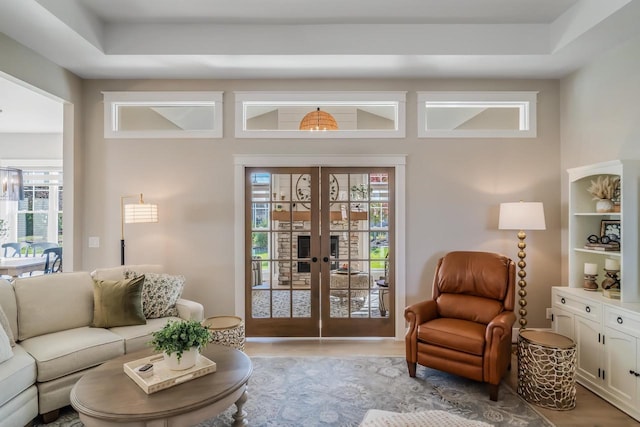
left=125, top=271, right=185, bottom=319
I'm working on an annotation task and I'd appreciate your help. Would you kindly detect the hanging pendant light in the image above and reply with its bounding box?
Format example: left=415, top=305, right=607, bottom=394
left=299, top=107, right=339, bottom=131
left=0, top=167, right=24, bottom=201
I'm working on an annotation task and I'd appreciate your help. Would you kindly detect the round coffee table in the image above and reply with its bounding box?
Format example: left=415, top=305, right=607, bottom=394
left=70, top=344, right=252, bottom=426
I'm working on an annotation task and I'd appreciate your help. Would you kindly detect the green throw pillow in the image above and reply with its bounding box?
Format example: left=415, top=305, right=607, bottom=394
left=91, top=275, right=146, bottom=328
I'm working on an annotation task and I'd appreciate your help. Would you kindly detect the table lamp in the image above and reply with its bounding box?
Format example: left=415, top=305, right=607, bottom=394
left=498, top=201, right=546, bottom=329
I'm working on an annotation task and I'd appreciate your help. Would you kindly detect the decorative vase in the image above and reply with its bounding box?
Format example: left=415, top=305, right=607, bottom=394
left=595, top=199, right=614, bottom=213
left=164, top=347, right=199, bottom=371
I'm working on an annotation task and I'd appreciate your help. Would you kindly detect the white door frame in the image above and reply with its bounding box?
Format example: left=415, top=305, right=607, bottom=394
left=233, top=154, right=407, bottom=340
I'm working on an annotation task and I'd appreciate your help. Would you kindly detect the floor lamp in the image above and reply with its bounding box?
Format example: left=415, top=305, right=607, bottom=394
left=121, top=193, right=158, bottom=265
left=498, top=201, right=546, bottom=329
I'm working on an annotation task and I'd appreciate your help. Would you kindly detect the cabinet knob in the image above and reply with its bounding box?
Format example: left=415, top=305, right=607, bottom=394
left=585, top=306, right=591, bottom=313
left=630, top=370, right=635, bottom=375
left=561, top=297, right=566, bottom=304
left=617, top=316, right=623, bottom=324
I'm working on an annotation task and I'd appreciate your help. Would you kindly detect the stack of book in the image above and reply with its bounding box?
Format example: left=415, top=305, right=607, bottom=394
left=584, top=242, right=620, bottom=251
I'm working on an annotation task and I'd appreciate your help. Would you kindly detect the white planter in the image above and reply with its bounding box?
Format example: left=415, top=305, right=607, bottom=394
left=163, top=347, right=199, bottom=371
left=596, top=199, right=614, bottom=213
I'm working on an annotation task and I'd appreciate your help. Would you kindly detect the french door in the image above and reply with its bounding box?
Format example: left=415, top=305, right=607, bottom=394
left=245, top=167, right=394, bottom=337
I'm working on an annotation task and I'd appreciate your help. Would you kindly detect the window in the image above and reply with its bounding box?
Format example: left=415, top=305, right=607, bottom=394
left=235, top=91, right=406, bottom=138
left=17, top=169, right=63, bottom=245
left=417, top=91, right=538, bottom=138
left=103, top=91, right=223, bottom=138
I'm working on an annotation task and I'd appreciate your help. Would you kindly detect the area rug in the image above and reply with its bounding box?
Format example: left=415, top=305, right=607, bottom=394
left=35, top=357, right=552, bottom=427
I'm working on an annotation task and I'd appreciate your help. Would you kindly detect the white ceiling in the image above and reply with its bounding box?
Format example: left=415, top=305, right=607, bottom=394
left=1, top=0, right=640, bottom=133
left=0, top=0, right=639, bottom=80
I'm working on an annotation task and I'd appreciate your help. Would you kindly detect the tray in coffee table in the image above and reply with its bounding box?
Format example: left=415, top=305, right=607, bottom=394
left=123, top=353, right=216, bottom=394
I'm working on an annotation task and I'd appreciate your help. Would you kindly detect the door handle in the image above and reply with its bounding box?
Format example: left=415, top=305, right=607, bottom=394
left=311, top=257, right=318, bottom=263
left=322, top=257, right=329, bottom=263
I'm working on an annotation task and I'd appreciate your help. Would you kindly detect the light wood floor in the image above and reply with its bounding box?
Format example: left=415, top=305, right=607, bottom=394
left=245, top=339, right=640, bottom=427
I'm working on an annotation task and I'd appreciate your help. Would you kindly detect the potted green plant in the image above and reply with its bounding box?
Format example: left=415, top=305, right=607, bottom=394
left=150, top=320, right=212, bottom=370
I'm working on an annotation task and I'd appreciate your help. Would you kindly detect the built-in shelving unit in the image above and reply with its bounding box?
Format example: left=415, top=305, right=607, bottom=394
left=568, top=160, right=640, bottom=303
left=553, top=160, right=640, bottom=421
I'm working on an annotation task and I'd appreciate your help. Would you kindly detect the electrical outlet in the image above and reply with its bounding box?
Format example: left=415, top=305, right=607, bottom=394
left=546, top=308, right=553, bottom=320
left=88, top=237, right=100, bottom=248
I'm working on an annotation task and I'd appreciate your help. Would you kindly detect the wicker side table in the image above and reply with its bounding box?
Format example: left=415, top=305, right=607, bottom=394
left=517, top=330, right=576, bottom=410
left=202, top=316, right=246, bottom=351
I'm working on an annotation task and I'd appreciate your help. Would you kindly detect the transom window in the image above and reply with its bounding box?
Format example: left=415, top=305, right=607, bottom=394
left=417, top=91, right=538, bottom=138
left=103, top=91, right=223, bottom=139
left=234, top=91, right=406, bottom=139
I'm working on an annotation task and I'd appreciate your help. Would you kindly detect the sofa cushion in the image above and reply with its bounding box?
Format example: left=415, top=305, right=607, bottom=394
left=91, top=264, right=163, bottom=281
left=417, top=318, right=486, bottom=356
left=109, top=316, right=181, bottom=353
left=14, top=272, right=94, bottom=341
left=0, top=304, right=15, bottom=347
left=91, top=276, right=146, bottom=328
left=0, top=344, right=36, bottom=407
left=0, top=278, right=18, bottom=341
left=0, top=325, right=12, bottom=363
left=19, top=326, right=124, bottom=382
left=125, top=271, right=185, bottom=319
left=0, top=384, right=37, bottom=427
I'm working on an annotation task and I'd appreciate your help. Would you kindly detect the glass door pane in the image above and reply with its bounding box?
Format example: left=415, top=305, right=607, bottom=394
left=246, top=168, right=319, bottom=337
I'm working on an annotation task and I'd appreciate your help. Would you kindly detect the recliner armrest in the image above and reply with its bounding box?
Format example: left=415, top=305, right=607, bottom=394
left=175, top=298, right=204, bottom=322
left=485, top=311, right=516, bottom=342
left=404, top=300, right=438, bottom=328
left=404, top=300, right=438, bottom=363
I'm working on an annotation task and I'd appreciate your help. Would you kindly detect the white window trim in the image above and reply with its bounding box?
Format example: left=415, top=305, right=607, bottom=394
left=417, top=91, right=538, bottom=138
left=103, top=91, right=223, bottom=139
left=234, top=91, right=406, bottom=139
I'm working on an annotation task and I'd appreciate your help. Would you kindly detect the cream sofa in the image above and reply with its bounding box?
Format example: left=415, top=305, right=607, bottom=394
left=0, top=265, right=204, bottom=426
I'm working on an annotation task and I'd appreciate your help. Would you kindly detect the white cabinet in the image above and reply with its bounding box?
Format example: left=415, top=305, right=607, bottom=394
left=604, top=326, right=637, bottom=407
left=552, top=287, right=640, bottom=421
left=575, top=315, right=602, bottom=386
left=567, top=160, right=640, bottom=302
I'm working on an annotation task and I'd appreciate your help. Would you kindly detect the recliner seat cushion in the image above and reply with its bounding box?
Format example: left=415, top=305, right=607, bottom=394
left=417, top=318, right=486, bottom=356
left=19, top=327, right=124, bottom=382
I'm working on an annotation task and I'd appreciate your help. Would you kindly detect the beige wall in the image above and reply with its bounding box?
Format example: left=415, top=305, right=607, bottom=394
left=560, top=34, right=640, bottom=283
left=0, top=32, right=83, bottom=271
left=82, top=78, right=561, bottom=328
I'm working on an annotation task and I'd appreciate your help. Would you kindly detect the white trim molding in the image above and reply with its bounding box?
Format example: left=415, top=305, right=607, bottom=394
left=417, top=91, right=538, bottom=138
left=234, top=91, right=406, bottom=139
left=234, top=154, right=407, bottom=340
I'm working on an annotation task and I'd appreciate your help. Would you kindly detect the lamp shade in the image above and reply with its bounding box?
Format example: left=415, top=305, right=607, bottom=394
left=0, top=167, right=24, bottom=201
left=124, top=203, right=158, bottom=224
left=498, top=202, right=546, bottom=230
left=299, top=107, right=339, bottom=131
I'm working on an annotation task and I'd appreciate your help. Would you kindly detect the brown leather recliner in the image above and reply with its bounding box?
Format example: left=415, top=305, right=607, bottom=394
left=404, top=251, right=516, bottom=401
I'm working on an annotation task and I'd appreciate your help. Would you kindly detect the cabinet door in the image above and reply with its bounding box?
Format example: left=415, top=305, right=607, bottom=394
left=576, top=315, right=602, bottom=386
left=553, top=308, right=574, bottom=340
left=604, top=327, right=637, bottom=406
